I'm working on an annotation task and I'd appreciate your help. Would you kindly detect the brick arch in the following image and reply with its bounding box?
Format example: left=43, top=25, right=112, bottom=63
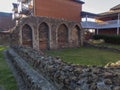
left=57, top=24, right=68, bottom=48
left=39, top=22, right=50, bottom=50
left=71, top=25, right=81, bottom=47
left=22, top=24, right=33, bottom=47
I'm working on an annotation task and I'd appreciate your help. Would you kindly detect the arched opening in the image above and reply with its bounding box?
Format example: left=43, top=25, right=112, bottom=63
left=71, top=25, right=80, bottom=47
left=22, top=24, right=33, bottom=47
left=39, top=22, right=49, bottom=50
left=57, top=24, right=68, bottom=48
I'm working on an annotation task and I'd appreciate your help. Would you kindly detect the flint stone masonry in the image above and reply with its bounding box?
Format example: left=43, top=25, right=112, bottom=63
left=105, top=61, right=120, bottom=67
left=11, top=16, right=83, bottom=50
left=0, top=32, right=10, bottom=45
left=7, top=48, right=57, bottom=90
left=11, top=46, right=120, bottom=90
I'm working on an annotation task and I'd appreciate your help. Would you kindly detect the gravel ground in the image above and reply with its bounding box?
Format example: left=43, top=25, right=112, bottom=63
left=3, top=50, right=27, bottom=90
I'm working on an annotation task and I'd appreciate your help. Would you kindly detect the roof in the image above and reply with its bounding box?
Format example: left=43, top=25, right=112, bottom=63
left=110, top=4, right=120, bottom=10
left=99, top=10, right=120, bottom=15
left=74, top=0, right=85, bottom=4
left=81, top=11, right=99, bottom=18
left=20, top=0, right=85, bottom=4
left=0, top=12, right=12, bottom=17
left=98, top=4, right=120, bottom=17
left=0, top=30, right=10, bottom=33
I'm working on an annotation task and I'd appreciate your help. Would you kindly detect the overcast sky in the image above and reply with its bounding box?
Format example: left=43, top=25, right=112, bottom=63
left=0, top=0, right=17, bottom=13
left=82, top=0, right=120, bottom=14
left=0, top=0, right=120, bottom=13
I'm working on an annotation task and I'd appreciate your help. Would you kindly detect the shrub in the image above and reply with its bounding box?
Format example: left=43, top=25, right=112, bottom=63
left=92, top=34, right=120, bottom=44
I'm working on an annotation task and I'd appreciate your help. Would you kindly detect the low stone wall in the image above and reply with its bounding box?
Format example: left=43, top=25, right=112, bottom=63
left=84, top=42, right=120, bottom=52
left=0, top=32, right=10, bottom=45
left=11, top=46, right=120, bottom=90
left=7, top=48, right=57, bottom=90
left=84, top=42, right=120, bottom=68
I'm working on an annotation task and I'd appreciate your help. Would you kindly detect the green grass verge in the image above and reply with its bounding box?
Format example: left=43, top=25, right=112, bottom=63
left=45, top=47, right=120, bottom=66
left=0, top=46, right=17, bottom=90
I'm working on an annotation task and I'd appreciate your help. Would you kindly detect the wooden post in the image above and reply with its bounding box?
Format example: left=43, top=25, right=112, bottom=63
left=117, top=13, right=120, bottom=35
left=96, top=29, right=99, bottom=35
left=85, top=15, right=88, bottom=22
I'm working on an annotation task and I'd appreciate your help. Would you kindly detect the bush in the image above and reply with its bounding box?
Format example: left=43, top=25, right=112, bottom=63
left=92, top=34, right=120, bottom=44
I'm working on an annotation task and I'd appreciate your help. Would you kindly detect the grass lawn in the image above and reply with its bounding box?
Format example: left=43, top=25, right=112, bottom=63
left=0, top=46, right=17, bottom=90
left=45, top=47, right=120, bottom=66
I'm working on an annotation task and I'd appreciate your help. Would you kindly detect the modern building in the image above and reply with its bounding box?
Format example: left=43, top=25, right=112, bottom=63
left=0, top=12, right=16, bottom=45
left=96, top=4, right=120, bottom=35
left=0, top=12, right=15, bottom=32
left=81, top=4, right=120, bottom=35
left=13, top=0, right=84, bottom=22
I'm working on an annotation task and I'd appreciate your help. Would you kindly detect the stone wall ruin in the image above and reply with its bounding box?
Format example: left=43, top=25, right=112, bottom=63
left=11, top=16, right=83, bottom=50
left=0, top=32, right=11, bottom=45
left=7, top=46, right=120, bottom=90
left=9, top=16, right=120, bottom=90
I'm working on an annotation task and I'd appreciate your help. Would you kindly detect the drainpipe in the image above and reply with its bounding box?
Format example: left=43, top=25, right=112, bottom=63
left=85, top=15, right=88, bottom=22
left=85, top=15, right=88, bottom=31
left=33, top=0, right=35, bottom=16
left=118, top=13, right=120, bottom=24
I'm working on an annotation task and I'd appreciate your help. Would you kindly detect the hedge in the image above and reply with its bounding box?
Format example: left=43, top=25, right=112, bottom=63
left=92, top=34, right=120, bottom=44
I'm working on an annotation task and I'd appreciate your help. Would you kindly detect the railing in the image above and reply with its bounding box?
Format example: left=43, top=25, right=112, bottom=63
left=107, top=20, right=120, bottom=24
left=20, top=0, right=32, bottom=3
left=81, top=20, right=120, bottom=29
left=81, top=21, right=98, bottom=29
